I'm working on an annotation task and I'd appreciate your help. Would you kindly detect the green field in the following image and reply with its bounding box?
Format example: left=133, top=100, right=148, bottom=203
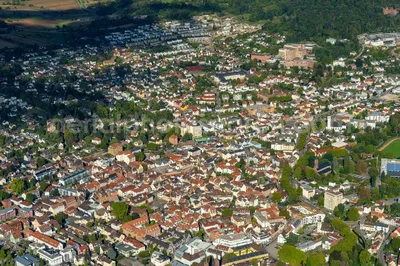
left=382, top=139, right=400, bottom=158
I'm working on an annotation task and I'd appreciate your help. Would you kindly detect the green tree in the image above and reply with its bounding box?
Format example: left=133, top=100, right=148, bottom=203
left=381, top=171, right=386, bottom=183
left=296, top=130, right=308, bottom=150
left=334, top=204, right=345, bottom=219
left=195, top=229, right=206, bottom=240
left=330, top=219, right=357, bottom=253
left=347, top=206, right=360, bottom=221
left=0, top=248, right=6, bottom=259
left=0, top=190, right=10, bottom=201
left=111, top=201, right=129, bottom=220
left=355, top=160, right=368, bottom=175
left=100, top=135, right=108, bottom=150
left=222, top=252, right=237, bottom=261
left=138, top=250, right=150, bottom=258
left=39, top=181, right=48, bottom=192
left=280, top=164, right=298, bottom=201
left=54, top=213, right=68, bottom=227
left=50, top=189, right=60, bottom=197
left=28, top=178, right=37, bottom=190
left=278, top=244, right=307, bottom=266
left=313, top=63, right=324, bottom=77
left=147, top=143, right=158, bottom=151
left=25, top=193, right=35, bottom=203
left=271, top=191, right=282, bottom=203
left=332, top=157, right=339, bottom=172
left=181, top=132, right=193, bottom=141
left=36, top=157, right=48, bottom=168
left=305, top=167, right=316, bottom=179
left=306, top=253, right=325, bottom=266
left=369, top=168, right=378, bottom=187
left=390, top=238, right=400, bottom=251
left=135, top=152, right=145, bottom=162
left=343, top=155, right=352, bottom=174
left=221, top=208, right=233, bottom=217
left=294, top=167, right=302, bottom=179
left=286, top=233, right=299, bottom=245
left=235, top=158, right=246, bottom=172
left=359, top=249, right=371, bottom=266
left=358, top=186, right=371, bottom=202
left=355, top=58, right=363, bottom=68
left=10, top=178, right=26, bottom=195
left=249, top=206, right=256, bottom=215
left=317, top=195, right=324, bottom=208
left=83, top=233, right=97, bottom=243
left=280, top=209, right=290, bottom=219
left=122, top=215, right=133, bottom=223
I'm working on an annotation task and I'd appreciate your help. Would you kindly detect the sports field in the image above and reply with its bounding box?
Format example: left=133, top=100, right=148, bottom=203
left=382, top=139, right=400, bottom=158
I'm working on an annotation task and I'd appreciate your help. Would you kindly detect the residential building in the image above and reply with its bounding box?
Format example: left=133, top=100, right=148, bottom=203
left=300, top=184, right=315, bottom=199
left=213, top=233, right=253, bottom=248
left=37, top=248, right=63, bottom=266
left=15, top=254, right=40, bottom=266
left=287, top=203, right=325, bottom=226
left=108, top=143, right=123, bottom=156
left=151, top=251, right=171, bottom=266
left=169, top=135, right=179, bottom=145
left=59, top=169, right=90, bottom=187
left=0, top=207, right=16, bottom=222
left=121, top=217, right=161, bottom=241
left=324, top=190, right=343, bottom=211
left=174, top=238, right=212, bottom=265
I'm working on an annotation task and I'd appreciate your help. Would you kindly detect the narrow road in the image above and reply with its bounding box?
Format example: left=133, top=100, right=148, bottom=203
left=378, top=137, right=400, bottom=151
left=354, top=44, right=366, bottom=60
left=377, top=227, right=395, bottom=266
left=265, top=238, right=279, bottom=259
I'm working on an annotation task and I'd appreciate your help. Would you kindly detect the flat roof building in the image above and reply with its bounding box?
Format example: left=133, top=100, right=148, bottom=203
left=59, top=169, right=89, bottom=187
left=15, top=254, right=40, bottom=266
left=324, top=190, right=343, bottom=211
left=381, top=158, right=400, bottom=177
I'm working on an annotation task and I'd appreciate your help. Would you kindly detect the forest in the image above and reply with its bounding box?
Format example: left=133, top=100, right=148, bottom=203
left=100, top=0, right=400, bottom=43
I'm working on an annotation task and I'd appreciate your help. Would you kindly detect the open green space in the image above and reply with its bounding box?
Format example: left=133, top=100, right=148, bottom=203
left=382, top=139, right=400, bottom=158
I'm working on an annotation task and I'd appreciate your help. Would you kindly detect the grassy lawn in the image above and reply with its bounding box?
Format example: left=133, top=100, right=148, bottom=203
left=382, top=139, right=400, bottom=158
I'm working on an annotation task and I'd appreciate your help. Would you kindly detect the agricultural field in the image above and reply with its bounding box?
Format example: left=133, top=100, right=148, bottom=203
left=0, top=0, right=111, bottom=10
left=0, top=16, right=91, bottom=48
left=0, top=0, right=104, bottom=48
left=381, top=138, right=400, bottom=158
left=5, top=17, right=76, bottom=27
left=0, top=0, right=90, bottom=28
left=81, top=0, right=111, bottom=8
left=0, top=0, right=124, bottom=49
left=0, top=0, right=80, bottom=11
